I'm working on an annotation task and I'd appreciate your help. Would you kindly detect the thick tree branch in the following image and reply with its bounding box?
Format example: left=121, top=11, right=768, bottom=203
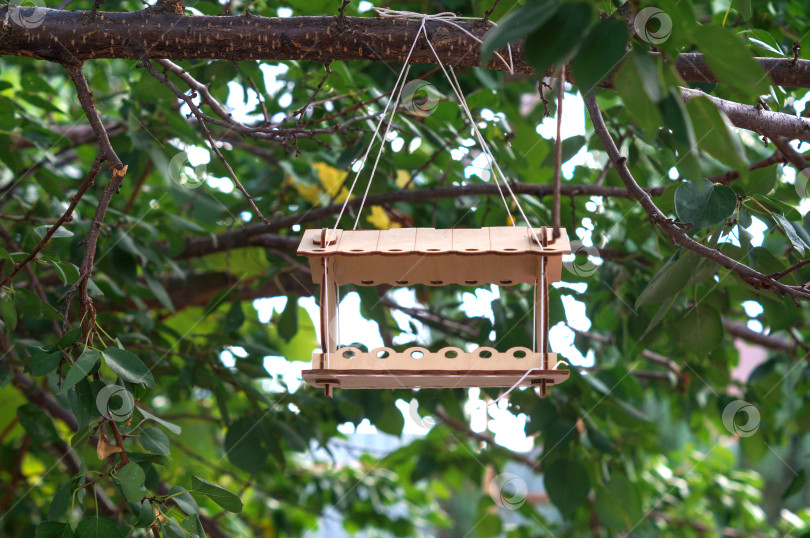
left=4, top=10, right=810, bottom=88
left=172, top=183, right=666, bottom=259
left=584, top=91, right=810, bottom=301
left=681, top=88, right=810, bottom=143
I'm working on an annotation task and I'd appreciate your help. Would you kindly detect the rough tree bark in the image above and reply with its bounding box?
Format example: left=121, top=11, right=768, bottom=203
left=3, top=9, right=810, bottom=88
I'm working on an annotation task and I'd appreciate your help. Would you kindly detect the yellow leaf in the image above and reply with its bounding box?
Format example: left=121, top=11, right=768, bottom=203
left=506, top=215, right=517, bottom=226
left=395, top=169, right=411, bottom=188
left=293, top=182, right=322, bottom=205
left=314, top=162, right=347, bottom=198
left=366, top=206, right=391, bottom=230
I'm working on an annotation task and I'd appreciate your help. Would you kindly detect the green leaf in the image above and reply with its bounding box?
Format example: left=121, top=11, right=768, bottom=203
left=74, top=516, right=124, bottom=538
left=140, top=427, right=171, bottom=456
left=691, top=26, right=770, bottom=98
left=34, top=225, right=73, bottom=239
left=101, top=347, right=155, bottom=388
left=774, top=214, right=808, bottom=255
left=524, top=2, right=594, bottom=77
left=18, top=404, right=60, bottom=444
left=137, top=407, right=182, bottom=435
left=35, top=522, right=75, bottom=538
left=744, top=165, right=776, bottom=195
left=594, top=475, right=643, bottom=531
left=1, top=295, right=17, bottom=333
left=480, top=1, right=559, bottom=64
left=224, top=416, right=268, bottom=473
left=782, top=469, right=805, bottom=499
left=571, top=19, right=628, bottom=94
left=636, top=251, right=699, bottom=308
left=59, top=350, right=100, bottom=395
left=28, top=350, right=62, bottom=376
left=675, top=179, right=737, bottom=230
left=613, top=51, right=663, bottom=137
left=116, top=462, right=146, bottom=503
left=679, top=305, right=724, bottom=354
left=143, top=270, right=175, bottom=312
left=48, top=481, right=72, bottom=520
left=278, top=296, right=298, bottom=342
left=684, top=95, right=747, bottom=174
left=544, top=462, right=590, bottom=516
left=191, top=476, right=243, bottom=513
left=737, top=0, right=752, bottom=21
left=168, top=486, right=200, bottom=515
left=223, top=300, right=245, bottom=332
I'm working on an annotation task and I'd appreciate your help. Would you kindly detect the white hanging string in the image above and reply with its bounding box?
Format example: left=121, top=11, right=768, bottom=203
left=488, top=361, right=570, bottom=407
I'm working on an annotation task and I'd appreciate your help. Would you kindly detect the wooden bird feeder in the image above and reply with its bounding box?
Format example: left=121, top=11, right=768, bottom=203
left=297, top=226, right=571, bottom=397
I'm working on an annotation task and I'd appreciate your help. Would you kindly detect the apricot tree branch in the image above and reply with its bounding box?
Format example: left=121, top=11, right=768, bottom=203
left=584, top=91, right=810, bottom=301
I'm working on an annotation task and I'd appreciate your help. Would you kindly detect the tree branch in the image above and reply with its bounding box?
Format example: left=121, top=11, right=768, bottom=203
left=681, top=88, right=810, bottom=143
left=584, top=91, right=810, bottom=301
left=4, top=10, right=810, bottom=88
left=172, top=183, right=666, bottom=260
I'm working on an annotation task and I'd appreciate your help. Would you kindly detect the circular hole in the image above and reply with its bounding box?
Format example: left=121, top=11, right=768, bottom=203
left=396, top=280, right=409, bottom=285
left=410, top=350, right=424, bottom=359
left=465, top=280, right=478, bottom=285
left=350, top=249, right=364, bottom=252
left=376, top=350, right=390, bottom=359
left=342, top=350, right=356, bottom=359
left=427, top=248, right=440, bottom=252
left=389, top=249, right=402, bottom=252
left=504, top=248, right=518, bottom=251
left=445, top=350, right=458, bottom=359
left=430, top=280, right=443, bottom=285
left=500, top=280, right=513, bottom=285
left=513, top=350, right=527, bottom=358
left=479, top=350, right=492, bottom=359
left=361, top=280, right=374, bottom=285
left=464, top=248, right=479, bottom=251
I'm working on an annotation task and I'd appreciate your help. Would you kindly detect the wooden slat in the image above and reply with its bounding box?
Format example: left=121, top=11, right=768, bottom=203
left=414, top=228, right=453, bottom=253
left=376, top=227, right=417, bottom=254
left=337, top=230, right=380, bottom=254
left=452, top=228, right=491, bottom=253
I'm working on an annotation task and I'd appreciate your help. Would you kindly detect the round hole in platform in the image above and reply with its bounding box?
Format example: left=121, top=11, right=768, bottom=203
left=430, top=280, right=443, bottom=285
left=427, top=248, right=440, bottom=252
left=361, top=280, right=374, bottom=285
left=396, top=280, right=409, bottom=285
left=503, top=248, right=518, bottom=251
left=465, top=280, right=478, bottom=285
left=513, top=350, right=527, bottom=358
left=500, top=280, right=513, bottom=285
left=479, top=350, right=492, bottom=358
left=350, top=249, right=364, bottom=252
left=377, top=350, right=390, bottom=359
left=445, top=350, right=458, bottom=359
left=411, top=350, right=425, bottom=359
left=342, top=350, right=356, bottom=359
left=389, top=249, right=402, bottom=252
left=464, top=248, right=479, bottom=251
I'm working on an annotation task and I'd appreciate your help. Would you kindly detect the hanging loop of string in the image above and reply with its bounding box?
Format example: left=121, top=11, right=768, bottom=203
left=329, top=7, right=529, bottom=239
left=488, top=361, right=570, bottom=407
